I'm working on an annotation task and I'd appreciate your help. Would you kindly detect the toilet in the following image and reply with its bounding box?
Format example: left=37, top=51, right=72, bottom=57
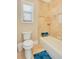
left=23, top=32, right=33, bottom=59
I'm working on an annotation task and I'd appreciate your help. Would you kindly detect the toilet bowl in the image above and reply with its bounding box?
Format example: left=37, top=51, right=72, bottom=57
left=23, top=40, right=33, bottom=49
left=23, top=40, right=33, bottom=59
left=23, top=32, right=33, bottom=59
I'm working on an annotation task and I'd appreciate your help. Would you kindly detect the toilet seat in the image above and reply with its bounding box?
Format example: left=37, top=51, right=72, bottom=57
left=23, top=40, right=33, bottom=49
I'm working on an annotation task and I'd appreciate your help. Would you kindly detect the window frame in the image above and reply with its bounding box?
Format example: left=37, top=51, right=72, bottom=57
left=21, top=1, right=34, bottom=23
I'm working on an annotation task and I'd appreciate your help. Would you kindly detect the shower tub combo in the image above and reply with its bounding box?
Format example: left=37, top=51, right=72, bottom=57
left=39, top=36, right=62, bottom=59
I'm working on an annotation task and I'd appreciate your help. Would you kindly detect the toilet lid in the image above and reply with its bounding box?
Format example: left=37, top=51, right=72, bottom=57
left=23, top=40, right=33, bottom=46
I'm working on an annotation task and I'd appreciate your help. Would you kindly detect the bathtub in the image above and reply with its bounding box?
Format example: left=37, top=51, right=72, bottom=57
left=39, top=36, right=62, bottom=59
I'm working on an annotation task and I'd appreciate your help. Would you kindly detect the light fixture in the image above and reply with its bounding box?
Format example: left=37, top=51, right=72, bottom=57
left=42, top=0, right=51, bottom=3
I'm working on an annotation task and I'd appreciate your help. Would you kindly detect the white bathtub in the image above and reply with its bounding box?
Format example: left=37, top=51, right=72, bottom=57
left=39, top=36, right=62, bottom=59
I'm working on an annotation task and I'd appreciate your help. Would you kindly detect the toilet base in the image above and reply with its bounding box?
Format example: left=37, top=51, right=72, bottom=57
left=25, top=49, right=32, bottom=59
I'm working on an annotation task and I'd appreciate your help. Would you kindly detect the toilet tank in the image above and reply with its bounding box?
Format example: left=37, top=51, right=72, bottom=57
left=23, top=32, right=32, bottom=40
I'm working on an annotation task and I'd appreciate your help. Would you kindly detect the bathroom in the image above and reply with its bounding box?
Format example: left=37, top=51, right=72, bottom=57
left=17, top=0, right=62, bottom=59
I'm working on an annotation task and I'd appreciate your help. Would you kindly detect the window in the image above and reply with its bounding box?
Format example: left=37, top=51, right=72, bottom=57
left=23, top=2, right=33, bottom=23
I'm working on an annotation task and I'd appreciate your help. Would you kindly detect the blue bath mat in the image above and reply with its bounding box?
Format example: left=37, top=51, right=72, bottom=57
left=34, top=50, right=52, bottom=59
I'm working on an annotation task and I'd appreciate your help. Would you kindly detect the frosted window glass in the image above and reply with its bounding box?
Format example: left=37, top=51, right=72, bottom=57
left=23, top=4, right=32, bottom=12
left=24, top=13, right=32, bottom=21
left=23, top=3, right=33, bottom=22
